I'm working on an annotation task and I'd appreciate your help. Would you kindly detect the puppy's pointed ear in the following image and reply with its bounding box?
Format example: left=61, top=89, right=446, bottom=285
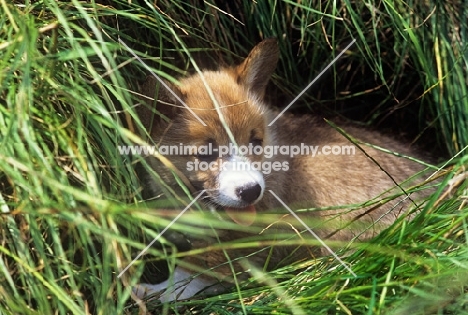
left=234, top=38, right=279, bottom=98
left=137, top=75, right=185, bottom=134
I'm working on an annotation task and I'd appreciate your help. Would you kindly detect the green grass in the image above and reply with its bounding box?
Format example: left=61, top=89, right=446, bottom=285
left=0, top=0, right=467, bottom=314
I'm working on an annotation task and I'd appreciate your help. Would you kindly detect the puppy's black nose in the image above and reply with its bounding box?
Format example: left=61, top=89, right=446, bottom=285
left=236, top=184, right=262, bottom=203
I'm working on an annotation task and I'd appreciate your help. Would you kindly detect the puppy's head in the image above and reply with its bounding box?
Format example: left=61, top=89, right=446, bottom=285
left=138, top=39, right=279, bottom=225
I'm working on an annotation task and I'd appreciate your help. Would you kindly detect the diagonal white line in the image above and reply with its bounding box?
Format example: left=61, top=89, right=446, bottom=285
left=268, top=39, right=357, bottom=126
left=268, top=190, right=357, bottom=277
left=117, top=190, right=206, bottom=278
left=118, top=38, right=207, bottom=126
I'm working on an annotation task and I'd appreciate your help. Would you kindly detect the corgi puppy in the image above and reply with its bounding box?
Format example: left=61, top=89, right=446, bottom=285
left=133, top=39, right=430, bottom=302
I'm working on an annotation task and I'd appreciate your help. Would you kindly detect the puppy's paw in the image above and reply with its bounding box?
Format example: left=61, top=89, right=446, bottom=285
left=133, top=266, right=217, bottom=303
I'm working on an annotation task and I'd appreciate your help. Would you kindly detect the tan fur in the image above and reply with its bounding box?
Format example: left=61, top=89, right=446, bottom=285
left=135, top=39, right=430, bottom=299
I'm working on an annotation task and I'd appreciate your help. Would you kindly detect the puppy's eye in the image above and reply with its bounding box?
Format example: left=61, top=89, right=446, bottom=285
left=196, top=151, right=218, bottom=162
left=195, top=139, right=218, bottom=162
left=250, top=138, right=263, bottom=147
left=250, top=129, right=263, bottom=148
